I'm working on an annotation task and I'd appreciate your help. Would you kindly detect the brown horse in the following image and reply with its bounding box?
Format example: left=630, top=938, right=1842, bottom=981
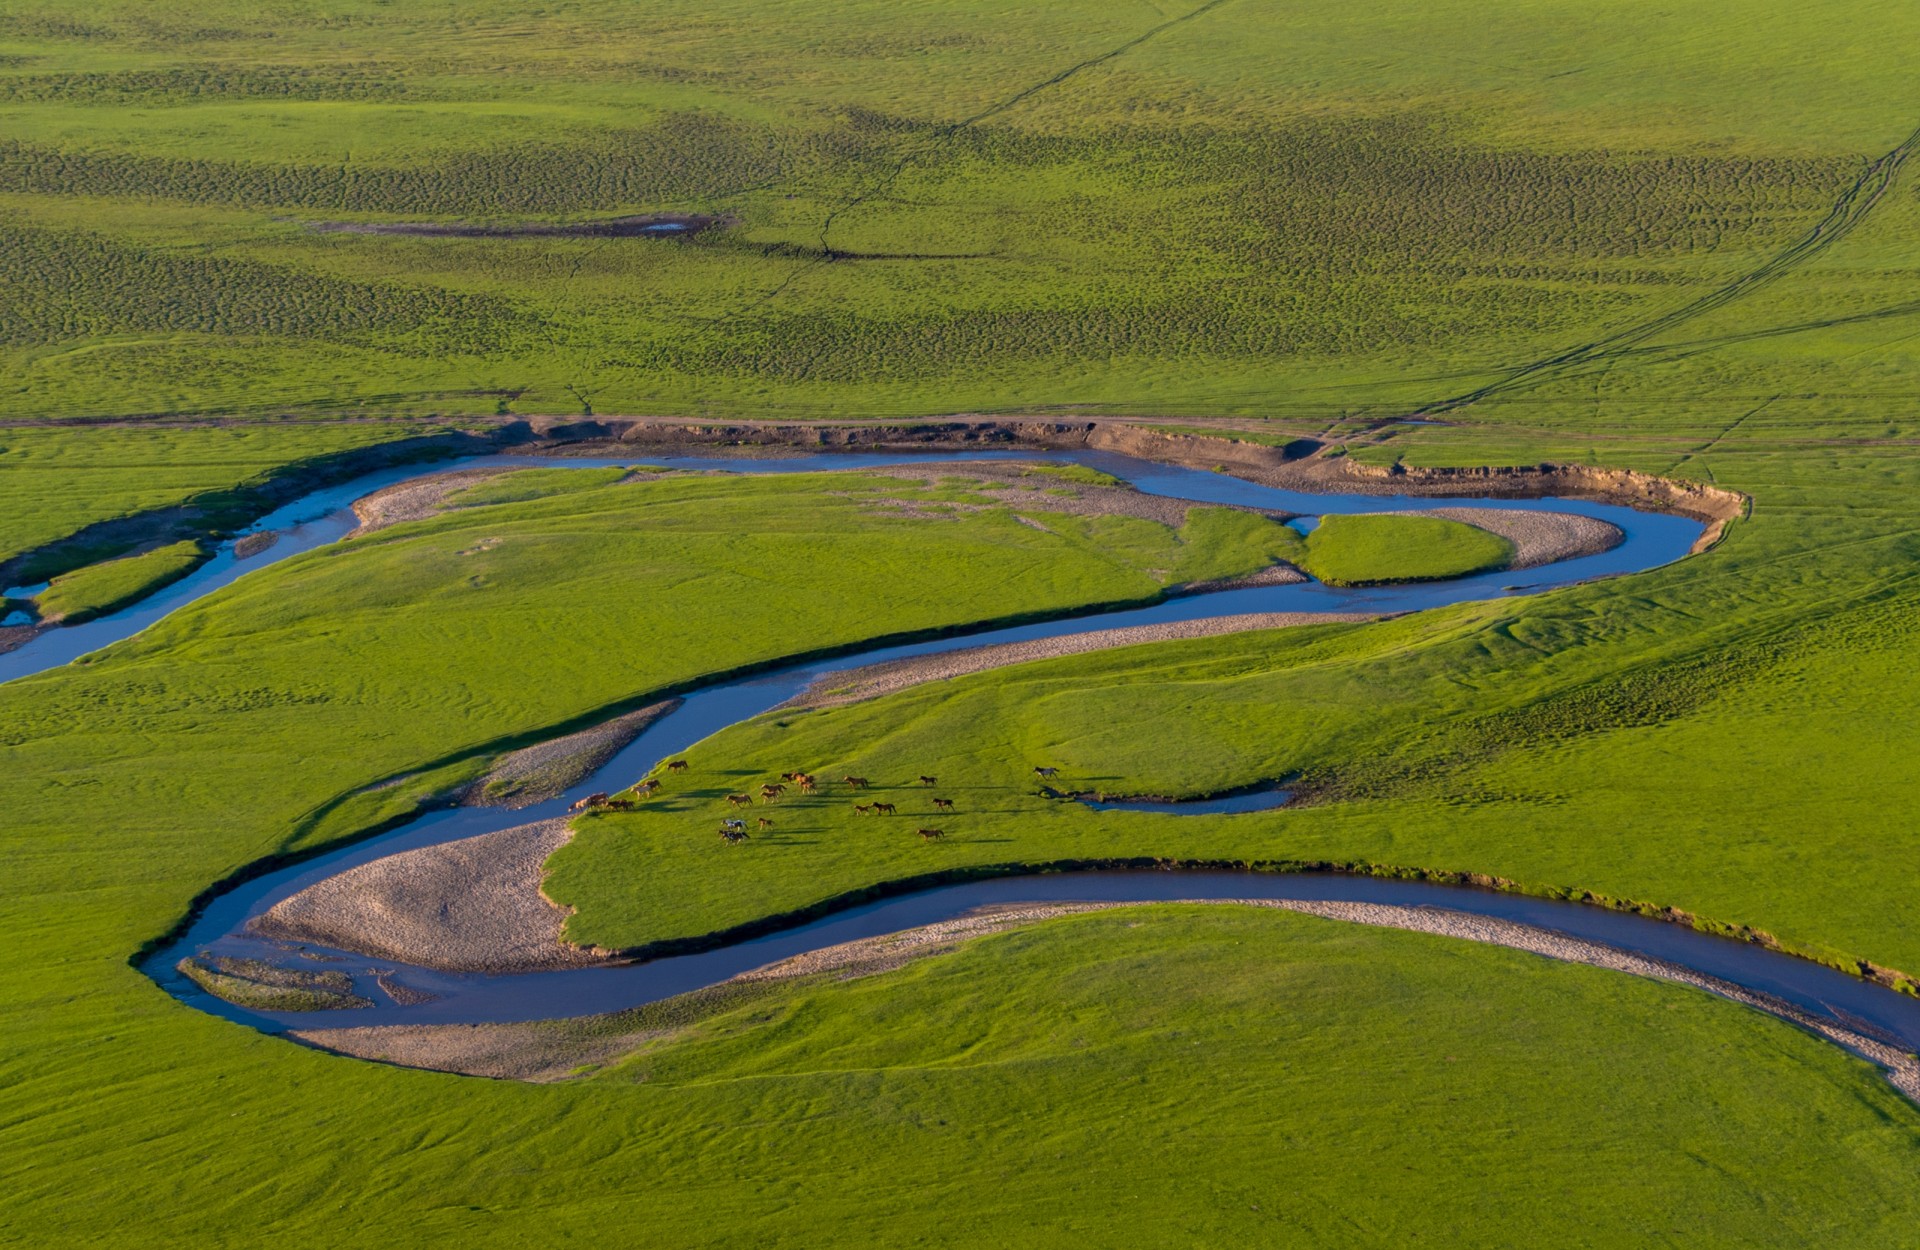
left=853, top=804, right=872, bottom=815
left=931, top=797, right=954, bottom=811
left=757, top=817, right=774, bottom=830
left=871, top=801, right=897, bottom=816
left=569, top=792, right=610, bottom=813
left=635, top=779, right=661, bottom=797
left=918, top=775, right=938, bottom=787
left=916, top=828, right=945, bottom=841
left=725, top=793, right=753, bottom=808
left=842, top=775, right=870, bottom=789
left=760, top=783, right=787, bottom=800
left=666, top=759, right=689, bottom=772
left=795, top=776, right=817, bottom=794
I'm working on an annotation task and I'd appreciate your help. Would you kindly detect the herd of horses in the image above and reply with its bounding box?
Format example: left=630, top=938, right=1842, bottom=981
left=566, top=758, right=1065, bottom=846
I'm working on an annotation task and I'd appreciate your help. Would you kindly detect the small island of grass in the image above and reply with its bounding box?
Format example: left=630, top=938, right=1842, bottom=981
left=1300, top=514, right=1513, bottom=586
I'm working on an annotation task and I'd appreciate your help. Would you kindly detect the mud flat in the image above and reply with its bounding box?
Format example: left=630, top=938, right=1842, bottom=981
left=784, top=612, right=1376, bottom=711
left=251, top=817, right=601, bottom=974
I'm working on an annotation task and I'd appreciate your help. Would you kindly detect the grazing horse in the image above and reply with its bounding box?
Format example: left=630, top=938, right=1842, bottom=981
left=666, top=759, right=689, bottom=772
left=726, top=793, right=753, bottom=808
left=918, top=775, right=938, bottom=787
left=569, top=792, right=610, bottom=813
left=871, top=801, right=897, bottom=816
left=1033, top=766, right=1059, bottom=779
left=842, top=775, right=869, bottom=790
left=916, top=828, right=945, bottom=842
left=853, top=804, right=872, bottom=815
left=931, top=797, right=954, bottom=811
left=757, top=817, right=774, bottom=830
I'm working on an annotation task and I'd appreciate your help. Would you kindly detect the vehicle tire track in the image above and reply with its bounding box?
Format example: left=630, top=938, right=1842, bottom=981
left=1418, top=120, right=1920, bottom=415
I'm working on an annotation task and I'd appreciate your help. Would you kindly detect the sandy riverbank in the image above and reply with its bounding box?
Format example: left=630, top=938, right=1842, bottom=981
left=784, top=611, right=1377, bottom=711
left=1420, top=506, right=1623, bottom=569
left=251, top=817, right=599, bottom=974
left=459, top=700, right=680, bottom=809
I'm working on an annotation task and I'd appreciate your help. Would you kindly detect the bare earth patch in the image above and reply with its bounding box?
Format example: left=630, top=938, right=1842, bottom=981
left=251, top=817, right=602, bottom=973
left=1419, top=507, right=1623, bottom=569
left=784, top=612, right=1377, bottom=711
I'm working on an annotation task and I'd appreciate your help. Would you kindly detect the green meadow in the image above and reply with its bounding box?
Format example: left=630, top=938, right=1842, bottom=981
left=7, top=0, right=1920, bottom=1242
left=0, top=0, right=1916, bottom=420
left=1297, top=513, right=1512, bottom=585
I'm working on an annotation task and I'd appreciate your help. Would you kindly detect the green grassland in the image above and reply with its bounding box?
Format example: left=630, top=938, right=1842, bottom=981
left=1298, top=513, right=1513, bottom=585
left=0, top=0, right=1915, bottom=419
left=31, top=538, right=203, bottom=622
left=8, top=0, right=1920, bottom=1242
left=552, top=434, right=1920, bottom=977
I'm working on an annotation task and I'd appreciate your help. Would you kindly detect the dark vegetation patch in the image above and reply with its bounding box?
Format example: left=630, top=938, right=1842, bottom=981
left=0, top=64, right=414, bottom=105
left=0, top=112, right=800, bottom=215
left=0, top=223, right=538, bottom=353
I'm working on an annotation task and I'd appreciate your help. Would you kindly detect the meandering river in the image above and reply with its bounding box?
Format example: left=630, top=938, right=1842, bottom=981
left=23, top=445, right=1897, bottom=1060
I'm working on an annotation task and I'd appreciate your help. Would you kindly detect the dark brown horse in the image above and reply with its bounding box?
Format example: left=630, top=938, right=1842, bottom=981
left=931, top=797, right=954, bottom=811
left=871, top=801, right=897, bottom=816
left=918, top=775, right=938, bottom=787
left=725, top=793, right=753, bottom=808
left=666, top=759, right=689, bottom=772
left=842, top=775, right=870, bottom=789
left=916, top=828, right=945, bottom=841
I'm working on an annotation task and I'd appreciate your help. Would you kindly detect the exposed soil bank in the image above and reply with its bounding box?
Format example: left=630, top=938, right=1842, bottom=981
left=292, top=898, right=1920, bottom=1096
left=251, top=817, right=598, bottom=974
left=306, top=213, right=726, bottom=239
left=784, top=611, right=1376, bottom=711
